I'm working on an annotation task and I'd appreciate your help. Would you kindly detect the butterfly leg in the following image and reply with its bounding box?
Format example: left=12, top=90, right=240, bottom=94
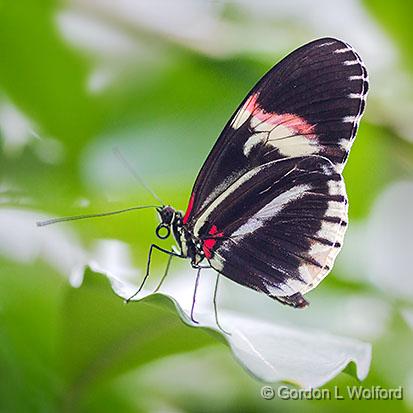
left=153, top=253, right=174, bottom=293
left=126, top=244, right=181, bottom=303
left=213, top=273, right=231, bottom=336
left=190, top=267, right=202, bottom=324
left=274, top=292, right=309, bottom=308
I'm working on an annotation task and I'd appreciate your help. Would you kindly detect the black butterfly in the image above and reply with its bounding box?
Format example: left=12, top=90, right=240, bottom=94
left=144, top=37, right=368, bottom=317
left=38, top=37, right=368, bottom=328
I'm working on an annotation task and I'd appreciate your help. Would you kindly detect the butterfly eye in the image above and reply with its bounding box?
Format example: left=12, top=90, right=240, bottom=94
left=156, top=223, right=171, bottom=239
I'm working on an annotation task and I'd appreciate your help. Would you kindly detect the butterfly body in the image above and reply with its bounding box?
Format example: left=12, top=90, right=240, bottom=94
left=153, top=37, right=368, bottom=309
left=157, top=206, right=209, bottom=267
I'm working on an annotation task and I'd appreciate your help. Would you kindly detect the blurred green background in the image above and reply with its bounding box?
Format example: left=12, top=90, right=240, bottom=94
left=0, top=1, right=412, bottom=412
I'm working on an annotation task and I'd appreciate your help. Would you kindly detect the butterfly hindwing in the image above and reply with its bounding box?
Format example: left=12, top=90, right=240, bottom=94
left=191, top=156, right=347, bottom=300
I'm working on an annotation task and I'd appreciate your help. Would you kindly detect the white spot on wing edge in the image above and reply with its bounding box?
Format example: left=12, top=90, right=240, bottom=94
left=348, top=92, right=364, bottom=99
left=343, top=115, right=357, bottom=123
left=349, top=75, right=364, bottom=81
left=326, top=200, right=345, bottom=215
left=339, top=138, right=349, bottom=149
left=328, top=180, right=344, bottom=196
left=343, top=60, right=359, bottom=66
left=334, top=47, right=351, bottom=54
left=316, top=41, right=335, bottom=48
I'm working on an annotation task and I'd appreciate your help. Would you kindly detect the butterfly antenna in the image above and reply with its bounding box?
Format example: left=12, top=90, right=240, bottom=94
left=36, top=205, right=159, bottom=227
left=113, top=147, right=164, bottom=205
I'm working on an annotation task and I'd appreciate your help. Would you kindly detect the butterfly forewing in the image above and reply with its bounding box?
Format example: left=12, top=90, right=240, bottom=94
left=184, top=38, right=367, bottom=224
left=182, top=37, right=367, bottom=305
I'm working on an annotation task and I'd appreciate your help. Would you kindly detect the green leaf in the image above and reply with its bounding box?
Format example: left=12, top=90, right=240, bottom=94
left=82, top=266, right=372, bottom=390
left=60, top=269, right=216, bottom=410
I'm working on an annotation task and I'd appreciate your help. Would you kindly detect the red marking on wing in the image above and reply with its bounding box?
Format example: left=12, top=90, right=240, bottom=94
left=183, top=194, right=194, bottom=224
left=208, top=225, right=222, bottom=236
left=242, top=93, right=316, bottom=138
left=202, top=239, right=216, bottom=259
left=202, top=225, right=224, bottom=259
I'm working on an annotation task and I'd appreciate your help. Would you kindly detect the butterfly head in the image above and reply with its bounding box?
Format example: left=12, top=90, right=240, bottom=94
left=155, top=205, right=177, bottom=239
